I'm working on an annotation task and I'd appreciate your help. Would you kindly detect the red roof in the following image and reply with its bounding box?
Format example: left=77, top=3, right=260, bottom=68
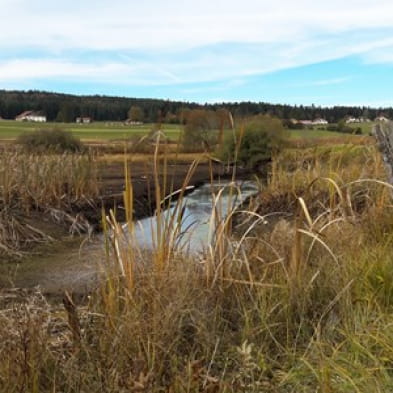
left=15, top=110, right=34, bottom=119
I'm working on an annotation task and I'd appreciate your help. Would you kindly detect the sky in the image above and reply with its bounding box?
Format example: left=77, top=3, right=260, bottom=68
left=1, top=0, right=393, bottom=106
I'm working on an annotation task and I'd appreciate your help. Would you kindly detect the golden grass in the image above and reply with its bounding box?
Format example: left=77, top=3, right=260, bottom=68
left=99, top=152, right=209, bottom=164
left=0, top=150, right=99, bottom=256
left=0, top=151, right=99, bottom=211
left=1, top=138, right=393, bottom=392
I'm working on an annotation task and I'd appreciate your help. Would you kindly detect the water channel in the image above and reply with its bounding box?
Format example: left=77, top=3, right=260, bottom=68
left=0, top=180, right=258, bottom=293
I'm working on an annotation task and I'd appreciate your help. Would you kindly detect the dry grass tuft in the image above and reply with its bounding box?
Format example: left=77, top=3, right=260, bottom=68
left=0, top=150, right=99, bottom=256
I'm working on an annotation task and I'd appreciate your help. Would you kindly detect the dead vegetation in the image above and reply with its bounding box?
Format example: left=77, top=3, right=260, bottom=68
left=1, top=135, right=393, bottom=392
left=0, top=151, right=99, bottom=257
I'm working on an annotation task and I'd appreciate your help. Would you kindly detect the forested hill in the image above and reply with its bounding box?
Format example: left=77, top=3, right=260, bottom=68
left=0, top=89, right=392, bottom=123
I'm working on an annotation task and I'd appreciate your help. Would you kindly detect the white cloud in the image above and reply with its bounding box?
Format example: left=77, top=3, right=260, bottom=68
left=362, top=45, right=393, bottom=64
left=1, top=0, right=393, bottom=86
left=291, top=77, right=351, bottom=88
left=1, top=0, right=393, bottom=50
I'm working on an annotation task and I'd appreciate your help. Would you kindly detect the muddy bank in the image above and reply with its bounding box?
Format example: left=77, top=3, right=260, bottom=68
left=87, top=160, right=252, bottom=227
left=0, top=160, right=253, bottom=295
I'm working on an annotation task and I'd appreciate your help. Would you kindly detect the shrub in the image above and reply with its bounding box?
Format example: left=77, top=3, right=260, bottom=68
left=221, top=115, right=288, bottom=169
left=17, top=128, right=85, bottom=153
left=282, top=119, right=305, bottom=129
left=182, top=109, right=218, bottom=152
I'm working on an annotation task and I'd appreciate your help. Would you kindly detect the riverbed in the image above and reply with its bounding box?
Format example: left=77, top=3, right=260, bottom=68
left=0, top=179, right=258, bottom=296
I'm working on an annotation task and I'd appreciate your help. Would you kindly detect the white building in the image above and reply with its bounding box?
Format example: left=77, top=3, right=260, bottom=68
left=375, top=116, right=390, bottom=122
left=76, top=116, right=92, bottom=124
left=312, top=118, right=328, bottom=125
left=298, top=120, right=313, bottom=126
left=124, top=119, right=143, bottom=125
left=346, top=117, right=371, bottom=123
left=346, top=117, right=360, bottom=124
left=15, top=111, right=46, bottom=122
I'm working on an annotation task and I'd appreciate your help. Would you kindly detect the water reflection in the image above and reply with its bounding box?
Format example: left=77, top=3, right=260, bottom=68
left=130, top=181, right=258, bottom=253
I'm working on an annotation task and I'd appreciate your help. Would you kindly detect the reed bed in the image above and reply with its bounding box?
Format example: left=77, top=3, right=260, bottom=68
left=1, top=140, right=393, bottom=392
left=0, top=151, right=99, bottom=211
left=0, top=151, right=99, bottom=256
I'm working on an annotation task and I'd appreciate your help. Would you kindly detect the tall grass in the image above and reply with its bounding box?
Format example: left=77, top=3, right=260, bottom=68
left=0, top=151, right=98, bottom=211
left=1, top=141, right=393, bottom=392
left=0, top=150, right=99, bottom=256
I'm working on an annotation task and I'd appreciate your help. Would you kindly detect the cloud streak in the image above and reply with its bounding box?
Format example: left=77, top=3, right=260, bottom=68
left=1, top=0, right=393, bottom=103
left=2, top=0, right=393, bottom=51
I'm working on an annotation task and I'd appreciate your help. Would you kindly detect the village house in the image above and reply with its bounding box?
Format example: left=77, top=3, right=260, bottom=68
left=76, top=116, right=92, bottom=124
left=124, top=119, right=143, bottom=125
left=375, top=115, right=390, bottom=122
left=346, top=116, right=371, bottom=123
left=312, top=118, right=328, bottom=125
left=297, top=118, right=328, bottom=126
left=346, top=117, right=360, bottom=123
left=15, top=110, right=46, bottom=122
left=298, top=120, right=313, bottom=126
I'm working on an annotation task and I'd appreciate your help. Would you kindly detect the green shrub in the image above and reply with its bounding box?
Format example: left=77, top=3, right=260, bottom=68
left=330, top=120, right=362, bottom=135
left=16, top=128, right=85, bottom=153
left=221, top=115, right=288, bottom=169
left=182, top=109, right=218, bottom=152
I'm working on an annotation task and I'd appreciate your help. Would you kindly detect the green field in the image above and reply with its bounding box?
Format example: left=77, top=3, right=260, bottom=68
left=312, top=121, right=375, bottom=135
left=0, top=119, right=373, bottom=143
left=348, top=121, right=374, bottom=134
left=288, top=129, right=345, bottom=139
left=0, top=120, right=183, bottom=141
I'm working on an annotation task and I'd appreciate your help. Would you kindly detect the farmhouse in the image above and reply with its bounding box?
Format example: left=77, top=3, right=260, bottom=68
left=375, top=115, right=390, bottom=122
left=312, top=118, right=328, bottom=125
left=15, top=111, right=46, bottom=122
left=76, top=116, right=92, bottom=124
left=346, top=116, right=371, bottom=123
left=298, top=120, right=313, bottom=126
left=124, top=119, right=143, bottom=125
left=346, top=117, right=360, bottom=123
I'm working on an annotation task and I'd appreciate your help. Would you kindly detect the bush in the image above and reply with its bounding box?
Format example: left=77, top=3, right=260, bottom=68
left=282, top=119, right=305, bottom=130
left=221, top=115, right=288, bottom=169
left=326, top=125, right=339, bottom=132
left=17, top=128, right=85, bottom=153
left=182, top=109, right=218, bottom=152
left=327, top=122, right=362, bottom=135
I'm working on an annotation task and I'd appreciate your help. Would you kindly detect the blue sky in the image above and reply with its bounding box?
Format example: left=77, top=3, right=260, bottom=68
left=1, top=0, right=393, bottom=106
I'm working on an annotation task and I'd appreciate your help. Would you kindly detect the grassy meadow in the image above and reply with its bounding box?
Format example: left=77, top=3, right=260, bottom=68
left=1, top=119, right=393, bottom=392
left=0, top=119, right=375, bottom=145
left=0, top=120, right=183, bottom=141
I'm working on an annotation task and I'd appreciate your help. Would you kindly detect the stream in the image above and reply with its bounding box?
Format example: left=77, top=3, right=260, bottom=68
left=131, top=181, right=258, bottom=253
left=0, top=180, right=258, bottom=294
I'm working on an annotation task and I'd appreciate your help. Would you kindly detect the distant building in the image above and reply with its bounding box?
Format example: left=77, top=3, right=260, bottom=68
left=15, top=110, right=46, bottom=122
left=375, top=116, right=390, bottom=122
left=346, top=117, right=360, bottom=124
left=298, top=120, right=313, bottom=126
left=76, top=116, right=92, bottom=124
left=124, top=119, right=143, bottom=125
left=346, top=116, right=371, bottom=123
left=312, top=118, right=328, bottom=125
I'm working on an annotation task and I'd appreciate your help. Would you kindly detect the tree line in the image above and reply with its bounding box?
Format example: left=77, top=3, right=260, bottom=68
left=0, top=90, right=392, bottom=123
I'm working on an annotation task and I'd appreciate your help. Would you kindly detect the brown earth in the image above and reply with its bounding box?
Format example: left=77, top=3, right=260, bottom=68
left=87, top=159, right=251, bottom=227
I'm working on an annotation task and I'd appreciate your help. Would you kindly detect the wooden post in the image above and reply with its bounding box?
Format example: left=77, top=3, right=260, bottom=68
left=373, top=122, right=393, bottom=187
